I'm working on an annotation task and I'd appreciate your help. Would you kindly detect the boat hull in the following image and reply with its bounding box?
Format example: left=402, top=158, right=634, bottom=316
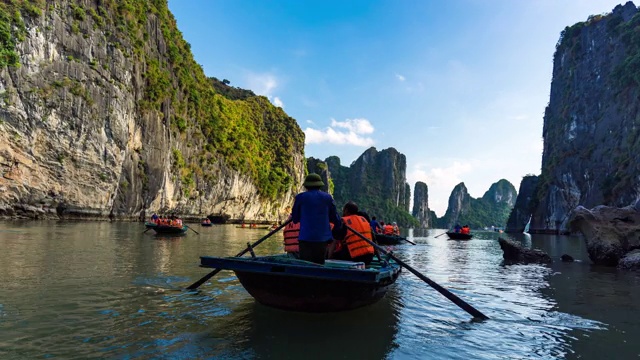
left=200, top=256, right=401, bottom=312
left=201, top=223, right=213, bottom=227
left=446, top=232, right=472, bottom=240
left=152, top=225, right=188, bottom=234
left=375, top=234, right=406, bottom=245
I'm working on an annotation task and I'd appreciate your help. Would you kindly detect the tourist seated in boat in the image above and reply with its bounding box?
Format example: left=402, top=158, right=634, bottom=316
left=329, top=201, right=375, bottom=265
left=460, top=225, right=470, bottom=235
left=283, top=219, right=301, bottom=256
left=370, top=216, right=381, bottom=234
left=291, top=173, right=342, bottom=265
left=151, top=213, right=159, bottom=224
left=392, top=222, right=400, bottom=236
left=202, top=218, right=211, bottom=224
left=383, top=222, right=394, bottom=235
left=454, top=224, right=462, bottom=233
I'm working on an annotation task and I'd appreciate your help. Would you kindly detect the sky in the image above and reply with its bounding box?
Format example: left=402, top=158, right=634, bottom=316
left=167, top=0, right=628, bottom=217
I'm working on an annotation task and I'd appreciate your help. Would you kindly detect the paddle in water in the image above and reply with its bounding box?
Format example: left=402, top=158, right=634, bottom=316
left=186, top=225, right=199, bottom=235
left=344, top=224, right=489, bottom=320
left=434, top=232, right=448, bottom=238
left=186, top=219, right=292, bottom=290
left=403, top=237, right=417, bottom=245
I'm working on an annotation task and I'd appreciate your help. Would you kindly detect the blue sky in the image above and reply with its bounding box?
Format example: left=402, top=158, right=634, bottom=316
left=168, top=0, right=627, bottom=216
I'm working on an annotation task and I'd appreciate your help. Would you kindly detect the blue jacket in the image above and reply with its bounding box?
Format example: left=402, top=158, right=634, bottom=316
left=370, top=220, right=381, bottom=233
left=291, top=189, right=341, bottom=242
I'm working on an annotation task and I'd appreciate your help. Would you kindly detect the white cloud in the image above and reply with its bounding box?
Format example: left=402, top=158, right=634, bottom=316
left=304, top=118, right=375, bottom=146
left=246, top=72, right=278, bottom=97
left=330, top=118, right=374, bottom=134
left=407, top=161, right=473, bottom=217
left=272, top=96, right=284, bottom=108
left=395, top=73, right=406, bottom=81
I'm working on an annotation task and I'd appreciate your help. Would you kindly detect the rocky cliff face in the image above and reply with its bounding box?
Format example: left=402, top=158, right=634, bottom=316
left=323, top=147, right=417, bottom=227
left=0, top=1, right=305, bottom=221
left=439, top=183, right=471, bottom=229
left=412, top=181, right=432, bottom=228
left=531, top=2, right=640, bottom=233
left=438, top=180, right=517, bottom=229
left=505, top=175, right=539, bottom=233
left=306, top=157, right=331, bottom=194
left=482, top=179, right=517, bottom=206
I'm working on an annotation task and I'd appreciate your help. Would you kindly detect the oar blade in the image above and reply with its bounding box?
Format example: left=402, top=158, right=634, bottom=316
left=185, top=219, right=292, bottom=290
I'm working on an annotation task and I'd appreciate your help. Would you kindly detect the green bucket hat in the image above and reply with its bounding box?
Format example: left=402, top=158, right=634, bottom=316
left=303, top=173, right=324, bottom=188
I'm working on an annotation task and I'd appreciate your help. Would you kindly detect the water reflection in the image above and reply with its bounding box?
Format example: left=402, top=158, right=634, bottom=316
left=0, top=223, right=636, bottom=359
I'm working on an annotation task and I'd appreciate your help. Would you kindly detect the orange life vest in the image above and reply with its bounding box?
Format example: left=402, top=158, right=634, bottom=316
left=461, top=226, right=470, bottom=234
left=342, top=215, right=374, bottom=258
left=383, top=224, right=394, bottom=235
left=283, top=222, right=300, bottom=253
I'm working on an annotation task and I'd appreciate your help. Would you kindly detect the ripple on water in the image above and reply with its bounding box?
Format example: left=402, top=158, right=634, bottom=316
left=0, top=225, right=633, bottom=359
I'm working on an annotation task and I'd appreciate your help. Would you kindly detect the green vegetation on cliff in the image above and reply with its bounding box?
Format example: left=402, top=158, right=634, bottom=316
left=325, top=155, right=418, bottom=228
left=1, top=0, right=304, bottom=200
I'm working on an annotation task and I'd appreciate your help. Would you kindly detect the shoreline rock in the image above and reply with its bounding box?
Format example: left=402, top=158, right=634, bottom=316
left=568, top=202, right=640, bottom=267
left=498, top=237, right=552, bottom=265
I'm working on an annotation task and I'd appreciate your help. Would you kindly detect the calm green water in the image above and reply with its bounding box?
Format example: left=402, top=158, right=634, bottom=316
left=0, top=221, right=638, bottom=359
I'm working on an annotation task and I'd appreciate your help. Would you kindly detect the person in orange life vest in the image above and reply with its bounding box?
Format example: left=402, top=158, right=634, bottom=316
left=291, top=173, right=342, bottom=265
left=284, top=217, right=334, bottom=257
left=331, top=201, right=375, bottom=265
left=460, top=225, right=470, bottom=235
left=283, top=216, right=301, bottom=256
left=383, top=222, right=394, bottom=235
left=391, top=222, right=400, bottom=236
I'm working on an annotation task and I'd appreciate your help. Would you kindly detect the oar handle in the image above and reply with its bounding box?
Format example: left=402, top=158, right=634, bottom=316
left=344, top=224, right=489, bottom=320
left=186, top=218, right=292, bottom=290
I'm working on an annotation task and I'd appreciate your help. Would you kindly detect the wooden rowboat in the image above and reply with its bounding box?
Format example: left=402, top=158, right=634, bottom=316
left=374, top=233, right=406, bottom=245
left=152, top=225, right=188, bottom=235
left=446, top=232, right=472, bottom=240
left=199, top=254, right=401, bottom=312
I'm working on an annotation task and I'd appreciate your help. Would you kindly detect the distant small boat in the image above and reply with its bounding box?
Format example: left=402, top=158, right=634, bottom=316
left=199, top=254, right=401, bottom=312
left=446, top=232, right=472, bottom=240
left=152, top=225, right=188, bottom=235
left=201, top=222, right=213, bottom=227
left=375, top=233, right=406, bottom=245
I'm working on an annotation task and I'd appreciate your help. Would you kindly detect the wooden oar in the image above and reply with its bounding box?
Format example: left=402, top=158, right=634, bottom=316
left=143, top=227, right=152, bottom=234
left=434, top=232, right=448, bottom=238
left=186, top=219, right=292, bottom=290
left=186, top=225, right=199, bottom=235
left=345, top=224, right=489, bottom=320
left=403, top=237, right=417, bottom=245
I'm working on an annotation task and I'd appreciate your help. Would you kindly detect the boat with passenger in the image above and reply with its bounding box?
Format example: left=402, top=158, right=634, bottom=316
left=374, top=233, right=407, bottom=245
left=199, top=254, right=401, bottom=312
left=446, top=231, right=473, bottom=240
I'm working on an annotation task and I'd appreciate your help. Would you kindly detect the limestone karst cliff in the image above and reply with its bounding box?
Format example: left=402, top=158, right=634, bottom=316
left=530, top=2, right=640, bottom=233
left=323, top=147, right=418, bottom=227
left=306, top=157, right=332, bottom=194
left=437, top=180, right=517, bottom=229
left=412, top=181, right=434, bottom=228
left=505, top=175, right=539, bottom=233
left=0, top=0, right=305, bottom=221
